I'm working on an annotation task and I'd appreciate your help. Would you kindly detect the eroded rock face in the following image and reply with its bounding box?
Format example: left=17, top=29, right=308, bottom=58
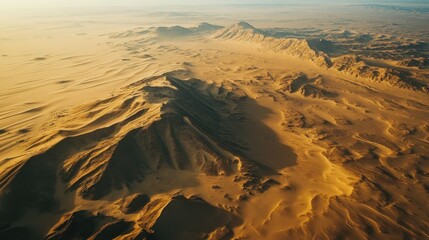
left=138, top=195, right=242, bottom=240
left=331, top=55, right=428, bottom=92
left=398, top=58, right=429, bottom=69
left=91, top=220, right=134, bottom=240
left=45, top=195, right=241, bottom=240
left=213, top=22, right=332, bottom=68
left=117, top=193, right=150, bottom=214
left=276, top=73, right=336, bottom=99
left=46, top=210, right=107, bottom=240
left=46, top=210, right=133, bottom=240
left=214, top=23, right=428, bottom=92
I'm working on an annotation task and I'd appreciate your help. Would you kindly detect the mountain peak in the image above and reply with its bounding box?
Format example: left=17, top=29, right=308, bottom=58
left=234, top=21, right=256, bottom=30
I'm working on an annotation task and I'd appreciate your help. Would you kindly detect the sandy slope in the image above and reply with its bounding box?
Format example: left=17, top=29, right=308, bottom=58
left=1, top=9, right=429, bottom=240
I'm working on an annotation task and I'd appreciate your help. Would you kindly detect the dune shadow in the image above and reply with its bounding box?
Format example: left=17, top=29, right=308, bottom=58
left=149, top=195, right=243, bottom=240
left=122, top=169, right=202, bottom=199
left=239, top=97, right=297, bottom=170
left=166, top=76, right=297, bottom=172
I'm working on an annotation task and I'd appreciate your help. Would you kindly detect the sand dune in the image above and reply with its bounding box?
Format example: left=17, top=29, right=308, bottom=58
left=1, top=6, right=429, bottom=240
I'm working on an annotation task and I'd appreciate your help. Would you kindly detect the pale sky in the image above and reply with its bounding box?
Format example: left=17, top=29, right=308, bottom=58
left=2, top=0, right=282, bottom=9
left=0, top=0, right=426, bottom=9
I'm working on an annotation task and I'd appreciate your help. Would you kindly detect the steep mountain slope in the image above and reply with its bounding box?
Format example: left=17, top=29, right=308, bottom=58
left=213, top=22, right=332, bottom=68
left=212, top=22, right=428, bottom=92
left=0, top=74, right=275, bottom=239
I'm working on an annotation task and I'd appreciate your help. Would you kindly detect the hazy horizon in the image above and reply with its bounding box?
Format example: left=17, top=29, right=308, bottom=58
left=1, top=0, right=428, bottom=9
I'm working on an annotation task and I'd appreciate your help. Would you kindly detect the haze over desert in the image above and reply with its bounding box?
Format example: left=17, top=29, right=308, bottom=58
left=0, top=1, right=428, bottom=239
